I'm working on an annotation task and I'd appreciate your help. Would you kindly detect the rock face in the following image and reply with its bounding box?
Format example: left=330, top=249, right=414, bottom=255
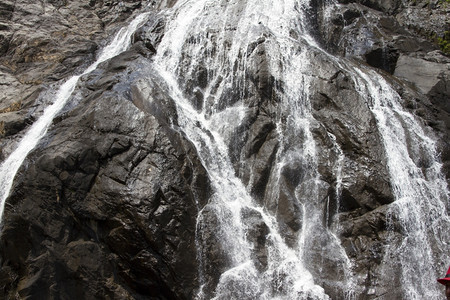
left=1, top=44, right=210, bottom=299
left=0, top=0, right=448, bottom=299
left=0, top=0, right=149, bottom=160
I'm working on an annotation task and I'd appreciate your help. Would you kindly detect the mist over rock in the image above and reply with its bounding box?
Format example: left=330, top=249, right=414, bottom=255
left=0, top=0, right=448, bottom=299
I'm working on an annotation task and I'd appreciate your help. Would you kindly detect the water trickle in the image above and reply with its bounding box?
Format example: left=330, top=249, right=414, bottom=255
left=0, top=12, right=150, bottom=221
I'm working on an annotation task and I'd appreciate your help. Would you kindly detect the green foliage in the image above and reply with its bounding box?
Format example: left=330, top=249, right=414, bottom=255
left=438, top=0, right=450, bottom=7
left=437, top=31, right=450, bottom=55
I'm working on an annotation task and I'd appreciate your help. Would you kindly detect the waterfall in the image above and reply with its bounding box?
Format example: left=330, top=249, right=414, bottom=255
left=0, top=12, right=150, bottom=222
left=353, top=66, right=450, bottom=299
left=153, top=0, right=355, bottom=298
left=154, top=24, right=329, bottom=300
left=0, top=0, right=447, bottom=298
left=153, top=0, right=448, bottom=298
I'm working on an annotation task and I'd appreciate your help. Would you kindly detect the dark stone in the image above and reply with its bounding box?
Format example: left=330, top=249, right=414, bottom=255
left=195, top=205, right=231, bottom=299
left=133, top=14, right=166, bottom=53
left=241, top=207, right=270, bottom=272
left=0, top=0, right=448, bottom=298
left=0, top=111, right=31, bottom=137
left=364, top=47, right=399, bottom=73
left=0, top=37, right=210, bottom=299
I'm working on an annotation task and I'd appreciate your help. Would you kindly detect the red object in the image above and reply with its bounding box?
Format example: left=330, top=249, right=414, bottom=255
left=438, top=266, right=450, bottom=285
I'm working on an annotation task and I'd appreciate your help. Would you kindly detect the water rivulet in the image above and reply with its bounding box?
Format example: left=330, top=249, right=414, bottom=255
left=0, top=13, right=150, bottom=221
left=0, top=0, right=448, bottom=299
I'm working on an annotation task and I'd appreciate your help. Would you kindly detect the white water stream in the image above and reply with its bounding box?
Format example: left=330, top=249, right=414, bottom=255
left=0, top=0, right=448, bottom=298
left=154, top=0, right=334, bottom=298
left=153, top=0, right=449, bottom=298
left=153, top=0, right=358, bottom=298
left=353, top=66, right=450, bottom=299
left=0, top=12, right=150, bottom=221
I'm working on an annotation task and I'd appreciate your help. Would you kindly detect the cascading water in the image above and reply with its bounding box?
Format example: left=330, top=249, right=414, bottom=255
left=0, top=12, right=150, bottom=221
left=0, top=0, right=448, bottom=298
left=154, top=1, right=331, bottom=297
left=352, top=66, right=450, bottom=299
left=153, top=0, right=359, bottom=298
left=153, top=0, right=448, bottom=298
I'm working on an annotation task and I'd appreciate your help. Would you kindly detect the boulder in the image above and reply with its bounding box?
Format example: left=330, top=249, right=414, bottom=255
left=394, top=54, right=450, bottom=95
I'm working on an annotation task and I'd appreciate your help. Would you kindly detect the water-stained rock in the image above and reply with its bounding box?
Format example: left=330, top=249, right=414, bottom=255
left=0, top=0, right=448, bottom=299
left=0, top=41, right=210, bottom=299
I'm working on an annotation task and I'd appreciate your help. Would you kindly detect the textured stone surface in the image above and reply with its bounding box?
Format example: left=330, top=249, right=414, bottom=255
left=394, top=54, right=450, bottom=94
left=0, top=0, right=448, bottom=299
left=0, top=0, right=150, bottom=161
left=0, top=44, right=210, bottom=299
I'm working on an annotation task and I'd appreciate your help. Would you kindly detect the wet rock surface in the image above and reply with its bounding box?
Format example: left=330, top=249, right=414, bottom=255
left=0, top=0, right=152, bottom=161
left=317, top=0, right=450, bottom=118
left=0, top=0, right=448, bottom=299
left=0, top=36, right=209, bottom=299
left=316, top=0, right=450, bottom=182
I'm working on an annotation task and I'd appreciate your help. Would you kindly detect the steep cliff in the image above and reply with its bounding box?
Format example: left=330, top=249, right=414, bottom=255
left=0, top=0, right=448, bottom=299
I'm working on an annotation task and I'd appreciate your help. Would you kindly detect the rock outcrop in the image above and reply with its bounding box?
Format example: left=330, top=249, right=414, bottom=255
left=0, top=0, right=448, bottom=299
left=0, top=43, right=210, bottom=299
left=317, top=0, right=450, bottom=179
left=0, top=0, right=151, bottom=160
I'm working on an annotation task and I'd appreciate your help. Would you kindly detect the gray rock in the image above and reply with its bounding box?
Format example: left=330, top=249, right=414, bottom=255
left=394, top=54, right=450, bottom=94
left=0, top=0, right=448, bottom=298
left=0, top=111, right=31, bottom=137
left=0, top=0, right=160, bottom=163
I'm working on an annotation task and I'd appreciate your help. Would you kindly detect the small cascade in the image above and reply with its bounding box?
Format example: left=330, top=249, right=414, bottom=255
left=353, top=66, right=450, bottom=299
left=0, top=12, right=151, bottom=221
left=326, top=132, right=356, bottom=300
